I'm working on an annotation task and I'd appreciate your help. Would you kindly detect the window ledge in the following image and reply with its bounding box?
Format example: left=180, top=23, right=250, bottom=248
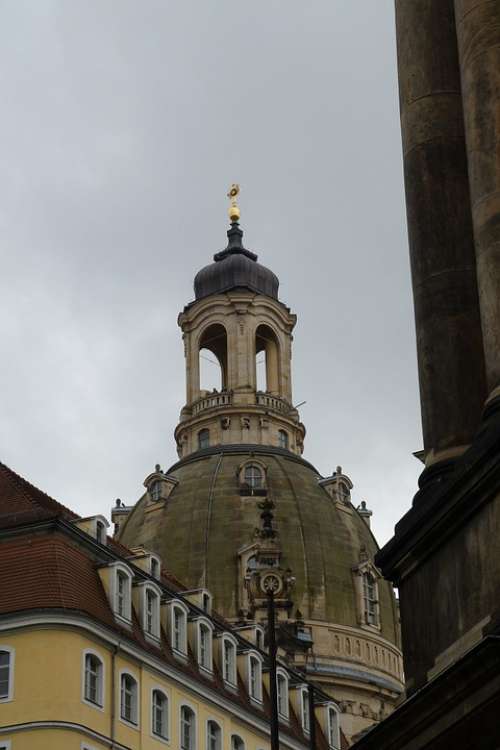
left=151, top=731, right=170, bottom=745
left=199, top=665, right=214, bottom=678
left=172, top=648, right=188, bottom=662
left=119, top=717, right=140, bottom=731
left=145, top=632, right=162, bottom=647
left=114, top=613, right=132, bottom=629
left=82, top=697, right=104, bottom=713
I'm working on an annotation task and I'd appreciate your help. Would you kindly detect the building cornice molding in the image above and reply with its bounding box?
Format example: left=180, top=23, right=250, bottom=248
left=0, top=720, right=132, bottom=750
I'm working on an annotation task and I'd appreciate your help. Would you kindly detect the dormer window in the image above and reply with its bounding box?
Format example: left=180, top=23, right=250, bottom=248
left=248, top=653, right=262, bottom=702
left=150, top=556, right=160, bottom=580
left=197, top=620, right=213, bottom=672
left=301, top=688, right=310, bottom=734
left=222, top=635, right=237, bottom=686
left=150, top=481, right=162, bottom=503
left=198, top=429, right=210, bottom=450
left=278, top=430, right=289, bottom=450
left=202, top=591, right=212, bottom=614
left=327, top=705, right=341, bottom=749
left=96, top=520, right=106, bottom=545
left=276, top=669, right=289, bottom=719
left=170, top=602, right=188, bottom=656
left=112, top=566, right=132, bottom=623
left=144, top=586, right=161, bottom=640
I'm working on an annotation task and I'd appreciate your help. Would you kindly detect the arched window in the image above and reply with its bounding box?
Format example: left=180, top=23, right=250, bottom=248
left=83, top=652, right=103, bottom=707
left=171, top=603, right=188, bottom=654
left=199, top=323, right=228, bottom=393
left=120, top=672, right=138, bottom=725
left=180, top=705, right=196, bottom=750
left=363, top=572, right=378, bottom=626
left=276, top=670, right=289, bottom=719
left=222, top=636, right=237, bottom=685
left=278, top=430, right=289, bottom=450
left=244, top=464, right=263, bottom=489
left=328, top=705, right=341, bottom=749
left=207, top=720, right=222, bottom=750
left=231, top=735, right=245, bottom=750
left=198, top=621, right=212, bottom=671
left=152, top=689, right=169, bottom=740
left=0, top=648, right=14, bottom=701
left=255, top=324, right=280, bottom=394
left=301, top=688, right=310, bottom=734
left=249, top=654, right=262, bottom=701
left=198, top=429, right=210, bottom=450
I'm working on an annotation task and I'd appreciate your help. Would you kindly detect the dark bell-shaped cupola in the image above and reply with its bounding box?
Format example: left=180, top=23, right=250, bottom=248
left=194, top=187, right=279, bottom=301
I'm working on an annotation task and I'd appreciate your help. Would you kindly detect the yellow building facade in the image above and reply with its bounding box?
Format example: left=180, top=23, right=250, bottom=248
left=0, top=461, right=340, bottom=750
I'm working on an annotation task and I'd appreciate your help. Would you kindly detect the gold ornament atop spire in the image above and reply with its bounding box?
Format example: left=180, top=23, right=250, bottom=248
left=227, top=183, right=240, bottom=222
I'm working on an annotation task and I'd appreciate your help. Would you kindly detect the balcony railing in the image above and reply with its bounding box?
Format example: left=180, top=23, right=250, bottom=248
left=192, top=391, right=232, bottom=415
left=256, top=393, right=291, bottom=413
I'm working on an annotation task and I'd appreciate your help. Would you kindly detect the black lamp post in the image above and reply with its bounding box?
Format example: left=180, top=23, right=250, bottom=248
left=266, top=588, right=280, bottom=750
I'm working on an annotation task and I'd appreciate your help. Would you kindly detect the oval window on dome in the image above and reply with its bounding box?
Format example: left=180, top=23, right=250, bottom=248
left=244, top=464, right=263, bottom=489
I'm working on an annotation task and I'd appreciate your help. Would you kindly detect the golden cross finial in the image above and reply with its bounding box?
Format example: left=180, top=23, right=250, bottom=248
left=227, top=183, right=240, bottom=222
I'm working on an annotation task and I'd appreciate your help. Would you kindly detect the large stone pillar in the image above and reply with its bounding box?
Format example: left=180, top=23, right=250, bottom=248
left=454, top=1, right=500, bottom=403
left=396, top=0, right=486, bottom=466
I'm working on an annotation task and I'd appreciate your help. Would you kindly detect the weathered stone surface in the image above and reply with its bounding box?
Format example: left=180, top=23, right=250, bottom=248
left=455, top=0, right=500, bottom=398
left=396, top=0, right=486, bottom=462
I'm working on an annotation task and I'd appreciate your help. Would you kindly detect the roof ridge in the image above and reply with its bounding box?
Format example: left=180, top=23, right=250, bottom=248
left=0, top=461, right=79, bottom=521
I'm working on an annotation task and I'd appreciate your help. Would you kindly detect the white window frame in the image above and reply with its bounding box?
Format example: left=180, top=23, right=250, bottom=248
left=110, top=562, right=133, bottom=625
left=327, top=704, right=341, bottom=750
left=119, top=669, right=140, bottom=728
left=180, top=702, right=197, bottom=750
left=141, top=582, right=162, bottom=642
left=276, top=667, right=289, bottom=720
left=363, top=571, right=379, bottom=627
left=81, top=744, right=97, bottom=750
left=300, top=687, right=310, bottom=735
left=248, top=651, right=263, bottom=703
left=150, top=685, right=170, bottom=743
left=81, top=649, right=104, bottom=710
left=201, top=590, right=212, bottom=614
left=169, top=600, right=189, bottom=657
left=150, top=554, right=161, bottom=580
left=231, top=735, right=246, bottom=750
left=255, top=625, right=265, bottom=651
left=0, top=740, right=11, bottom=750
left=0, top=646, right=15, bottom=703
left=197, top=618, right=213, bottom=674
left=221, top=633, right=238, bottom=687
left=206, top=718, right=223, bottom=750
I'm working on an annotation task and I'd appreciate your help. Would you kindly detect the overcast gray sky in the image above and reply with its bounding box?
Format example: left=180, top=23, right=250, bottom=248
left=0, top=1, right=421, bottom=545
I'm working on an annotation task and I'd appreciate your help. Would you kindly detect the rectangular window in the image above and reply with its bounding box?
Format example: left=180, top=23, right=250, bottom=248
left=0, top=652, right=10, bottom=699
left=146, top=590, right=157, bottom=635
left=117, top=572, right=128, bottom=618
left=302, top=690, right=310, bottom=733
left=223, top=639, right=235, bottom=684
left=173, top=607, right=185, bottom=653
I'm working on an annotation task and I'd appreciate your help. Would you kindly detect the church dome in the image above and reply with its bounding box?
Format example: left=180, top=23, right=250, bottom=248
left=119, top=445, right=400, bottom=648
left=194, top=221, right=279, bottom=301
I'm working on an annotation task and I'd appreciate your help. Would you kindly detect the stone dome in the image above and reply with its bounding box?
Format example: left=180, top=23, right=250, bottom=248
left=118, top=445, right=399, bottom=647
left=193, top=221, right=279, bottom=301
